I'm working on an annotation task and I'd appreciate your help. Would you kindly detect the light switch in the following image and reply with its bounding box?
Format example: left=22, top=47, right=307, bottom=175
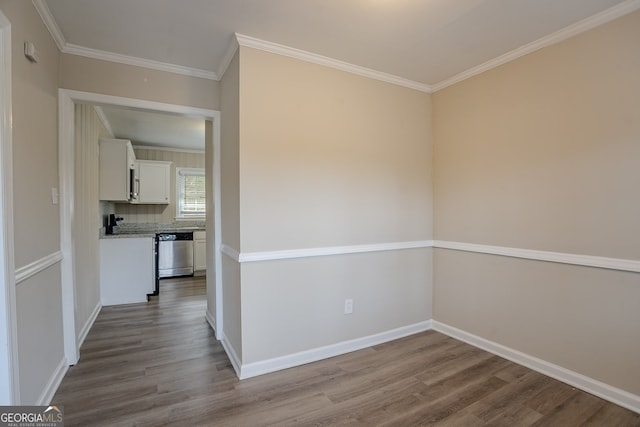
left=51, top=187, right=59, bottom=205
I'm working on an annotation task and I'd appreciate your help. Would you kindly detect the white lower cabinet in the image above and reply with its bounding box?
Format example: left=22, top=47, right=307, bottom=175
left=194, top=231, right=206, bottom=273
left=100, top=237, right=155, bottom=305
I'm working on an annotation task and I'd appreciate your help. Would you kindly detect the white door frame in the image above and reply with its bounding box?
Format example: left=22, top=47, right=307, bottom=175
left=0, top=10, right=19, bottom=404
left=58, top=89, right=223, bottom=365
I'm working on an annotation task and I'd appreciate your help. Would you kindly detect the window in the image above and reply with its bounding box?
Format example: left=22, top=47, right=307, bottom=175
left=176, top=168, right=205, bottom=219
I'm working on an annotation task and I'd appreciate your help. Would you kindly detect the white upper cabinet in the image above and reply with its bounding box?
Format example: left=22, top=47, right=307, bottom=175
left=136, top=160, right=171, bottom=204
left=99, top=138, right=135, bottom=202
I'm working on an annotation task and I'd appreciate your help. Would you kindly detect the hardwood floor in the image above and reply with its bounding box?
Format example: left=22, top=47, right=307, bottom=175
left=53, top=277, right=640, bottom=426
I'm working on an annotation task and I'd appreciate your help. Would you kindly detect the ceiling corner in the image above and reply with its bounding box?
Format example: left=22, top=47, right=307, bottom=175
left=431, top=0, right=640, bottom=92
left=216, top=34, right=240, bottom=79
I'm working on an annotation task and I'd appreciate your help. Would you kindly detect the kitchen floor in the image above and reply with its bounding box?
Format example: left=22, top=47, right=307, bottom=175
left=52, top=277, right=640, bottom=426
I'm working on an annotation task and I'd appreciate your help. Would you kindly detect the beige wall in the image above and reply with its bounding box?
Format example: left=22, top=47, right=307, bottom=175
left=15, top=266, right=64, bottom=404
left=4, top=1, right=60, bottom=266
left=74, top=104, right=109, bottom=338
left=220, top=51, right=241, bottom=251
left=0, top=0, right=64, bottom=403
left=236, top=47, right=433, bottom=364
left=239, top=47, right=432, bottom=252
left=434, top=250, right=640, bottom=395
left=219, top=50, right=242, bottom=357
left=433, top=11, right=640, bottom=260
left=432, top=10, right=640, bottom=395
left=59, top=54, right=220, bottom=111
left=242, top=250, right=432, bottom=364
left=115, top=147, right=205, bottom=224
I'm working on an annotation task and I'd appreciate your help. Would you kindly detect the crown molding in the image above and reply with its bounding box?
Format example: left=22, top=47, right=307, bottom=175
left=431, top=0, right=640, bottom=91
left=32, top=0, right=218, bottom=80
left=32, top=0, right=66, bottom=51
left=61, top=43, right=218, bottom=80
left=35, top=0, right=640, bottom=91
left=235, top=33, right=433, bottom=93
left=217, top=36, right=240, bottom=80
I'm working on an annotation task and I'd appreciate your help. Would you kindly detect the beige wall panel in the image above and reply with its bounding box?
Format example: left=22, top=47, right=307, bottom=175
left=433, top=249, right=640, bottom=395
left=59, top=53, right=220, bottom=110
left=74, top=104, right=109, bottom=336
left=221, top=255, right=242, bottom=360
left=239, top=47, right=432, bottom=252
left=241, top=248, right=432, bottom=363
left=114, top=148, right=205, bottom=224
left=433, top=11, right=640, bottom=260
left=235, top=47, right=433, bottom=367
left=15, top=265, right=64, bottom=404
left=219, top=51, right=242, bottom=357
left=220, top=51, right=240, bottom=250
left=2, top=0, right=60, bottom=266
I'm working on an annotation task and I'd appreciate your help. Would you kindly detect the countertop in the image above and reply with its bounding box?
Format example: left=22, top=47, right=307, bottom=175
left=99, top=223, right=206, bottom=239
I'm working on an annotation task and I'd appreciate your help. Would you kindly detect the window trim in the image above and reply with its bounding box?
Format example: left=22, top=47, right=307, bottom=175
left=175, top=167, right=205, bottom=220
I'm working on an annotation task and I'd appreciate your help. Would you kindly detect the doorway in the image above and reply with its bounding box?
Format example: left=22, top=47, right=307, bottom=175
left=58, top=89, right=222, bottom=365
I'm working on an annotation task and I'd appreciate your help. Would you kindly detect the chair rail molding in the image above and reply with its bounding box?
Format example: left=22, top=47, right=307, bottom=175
left=221, top=240, right=434, bottom=263
left=432, top=240, right=640, bottom=273
left=15, top=251, right=63, bottom=285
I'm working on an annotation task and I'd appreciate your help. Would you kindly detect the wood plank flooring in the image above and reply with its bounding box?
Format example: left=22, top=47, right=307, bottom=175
left=53, top=277, right=640, bottom=426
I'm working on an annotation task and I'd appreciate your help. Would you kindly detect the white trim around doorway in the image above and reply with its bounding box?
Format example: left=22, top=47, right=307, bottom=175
left=57, top=89, right=223, bottom=365
left=0, top=10, right=20, bottom=405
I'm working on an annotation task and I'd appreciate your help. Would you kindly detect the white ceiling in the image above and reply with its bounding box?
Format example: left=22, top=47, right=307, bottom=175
left=97, top=106, right=205, bottom=152
left=42, top=0, right=635, bottom=87
left=40, top=0, right=638, bottom=150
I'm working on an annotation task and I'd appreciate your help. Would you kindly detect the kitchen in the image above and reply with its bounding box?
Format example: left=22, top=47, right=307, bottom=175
left=79, top=104, right=209, bottom=307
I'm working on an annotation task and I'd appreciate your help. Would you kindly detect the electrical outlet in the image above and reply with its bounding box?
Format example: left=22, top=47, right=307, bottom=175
left=344, top=298, right=353, bottom=314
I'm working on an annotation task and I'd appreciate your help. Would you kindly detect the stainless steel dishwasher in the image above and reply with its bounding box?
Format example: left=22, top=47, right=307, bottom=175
left=157, top=232, right=194, bottom=278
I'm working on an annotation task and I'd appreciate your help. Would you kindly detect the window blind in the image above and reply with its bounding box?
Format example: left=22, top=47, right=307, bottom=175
left=177, top=168, right=205, bottom=217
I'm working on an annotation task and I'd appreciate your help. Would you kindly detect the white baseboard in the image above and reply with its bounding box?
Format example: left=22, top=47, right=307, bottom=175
left=431, top=320, right=640, bottom=414
left=205, top=309, right=217, bottom=336
left=36, top=357, right=68, bottom=406
left=76, top=301, right=101, bottom=354
left=206, top=309, right=241, bottom=378
left=220, top=335, right=242, bottom=379
left=239, top=320, right=433, bottom=380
